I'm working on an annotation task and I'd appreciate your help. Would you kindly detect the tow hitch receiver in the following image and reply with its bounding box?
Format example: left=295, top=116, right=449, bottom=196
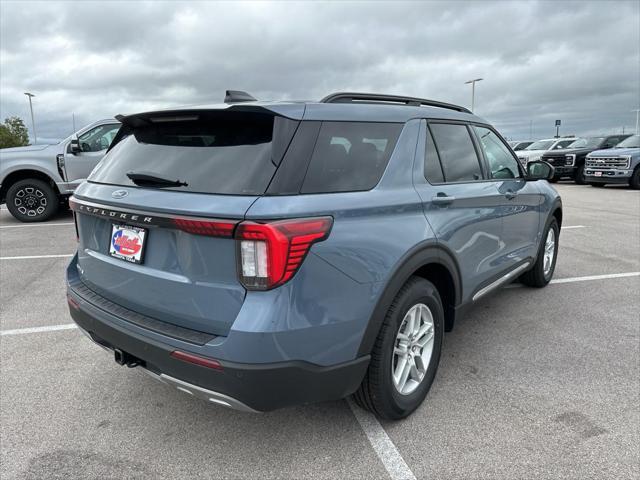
left=114, top=348, right=141, bottom=368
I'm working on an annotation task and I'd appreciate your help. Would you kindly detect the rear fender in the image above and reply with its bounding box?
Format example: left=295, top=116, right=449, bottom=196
left=357, top=242, right=461, bottom=356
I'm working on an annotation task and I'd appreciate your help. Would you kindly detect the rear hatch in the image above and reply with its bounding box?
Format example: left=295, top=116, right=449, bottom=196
left=71, top=108, right=300, bottom=336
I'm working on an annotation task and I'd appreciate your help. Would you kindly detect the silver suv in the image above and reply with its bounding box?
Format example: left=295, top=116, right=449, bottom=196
left=0, top=119, right=120, bottom=222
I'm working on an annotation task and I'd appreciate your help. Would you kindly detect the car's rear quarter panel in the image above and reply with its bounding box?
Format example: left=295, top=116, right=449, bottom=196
left=236, top=119, right=435, bottom=365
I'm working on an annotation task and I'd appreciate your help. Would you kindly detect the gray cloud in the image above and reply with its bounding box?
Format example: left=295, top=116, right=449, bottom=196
left=1, top=0, right=638, bottom=143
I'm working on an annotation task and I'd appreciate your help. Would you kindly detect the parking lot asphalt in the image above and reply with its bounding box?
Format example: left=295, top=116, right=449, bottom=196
left=1, top=184, right=639, bottom=480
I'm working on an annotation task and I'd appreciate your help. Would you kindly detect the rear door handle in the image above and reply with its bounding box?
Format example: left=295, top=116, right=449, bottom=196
left=431, top=194, right=455, bottom=205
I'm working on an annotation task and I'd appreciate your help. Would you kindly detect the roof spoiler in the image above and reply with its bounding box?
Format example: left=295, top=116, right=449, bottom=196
left=224, top=90, right=257, bottom=103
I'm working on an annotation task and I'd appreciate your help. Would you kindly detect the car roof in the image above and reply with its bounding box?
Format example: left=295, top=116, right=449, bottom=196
left=116, top=93, right=487, bottom=126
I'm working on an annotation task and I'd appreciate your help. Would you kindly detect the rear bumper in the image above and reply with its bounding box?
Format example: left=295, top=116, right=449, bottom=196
left=66, top=261, right=369, bottom=412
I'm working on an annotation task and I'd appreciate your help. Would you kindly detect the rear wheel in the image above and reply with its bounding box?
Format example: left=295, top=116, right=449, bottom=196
left=6, top=179, right=59, bottom=222
left=521, top=218, right=559, bottom=287
left=630, top=166, right=640, bottom=190
left=353, top=277, right=444, bottom=420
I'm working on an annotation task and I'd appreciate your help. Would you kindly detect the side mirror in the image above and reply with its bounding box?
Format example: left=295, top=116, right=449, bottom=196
left=526, top=161, right=555, bottom=181
left=69, top=138, right=82, bottom=153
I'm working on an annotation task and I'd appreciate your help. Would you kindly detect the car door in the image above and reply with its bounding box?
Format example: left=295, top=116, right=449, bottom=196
left=472, top=125, right=541, bottom=268
left=413, top=120, right=505, bottom=303
left=63, top=123, right=120, bottom=184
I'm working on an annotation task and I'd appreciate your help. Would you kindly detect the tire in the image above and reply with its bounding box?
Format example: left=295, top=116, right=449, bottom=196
left=5, top=179, right=59, bottom=223
left=574, top=164, right=586, bottom=185
left=630, top=166, right=640, bottom=190
left=548, top=176, right=559, bottom=183
left=352, top=276, right=444, bottom=420
left=521, top=217, right=559, bottom=288
left=589, top=183, right=605, bottom=188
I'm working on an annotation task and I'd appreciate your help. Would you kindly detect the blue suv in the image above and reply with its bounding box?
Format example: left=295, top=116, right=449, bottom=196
left=66, top=91, right=562, bottom=419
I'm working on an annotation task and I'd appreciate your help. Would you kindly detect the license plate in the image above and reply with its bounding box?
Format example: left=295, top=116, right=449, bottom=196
left=109, top=224, right=147, bottom=264
left=594, top=171, right=603, bottom=177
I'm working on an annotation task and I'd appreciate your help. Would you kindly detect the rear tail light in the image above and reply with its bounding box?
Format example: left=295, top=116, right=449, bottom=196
left=172, top=218, right=237, bottom=237
left=235, top=217, right=333, bottom=290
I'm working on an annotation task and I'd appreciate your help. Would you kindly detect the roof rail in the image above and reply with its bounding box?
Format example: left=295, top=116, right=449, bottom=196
left=320, top=92, right=472, bottom=114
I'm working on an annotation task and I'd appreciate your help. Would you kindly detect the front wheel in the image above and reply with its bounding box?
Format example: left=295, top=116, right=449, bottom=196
left=6, top=179, right=59, bottom=222
left=521, top=218, right=559, bottom=287
left=630, top=166, right=640, bottom=190
left=352, top=277, right=444, bottom=420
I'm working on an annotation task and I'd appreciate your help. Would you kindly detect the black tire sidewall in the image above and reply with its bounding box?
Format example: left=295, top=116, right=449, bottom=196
left=377, top=279, right=444, bottom=418
left=6, top=179, right=58, bottom=222
left=631, top=166, right=640, bottom=190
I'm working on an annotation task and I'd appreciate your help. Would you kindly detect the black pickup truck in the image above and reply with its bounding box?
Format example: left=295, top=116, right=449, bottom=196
left=541, top=134, right=631, bottom=184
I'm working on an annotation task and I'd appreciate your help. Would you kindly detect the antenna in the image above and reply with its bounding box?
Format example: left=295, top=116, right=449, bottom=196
left=72, top=113, right=77, bottom=135
left=224, top=90, right=257, bottom=103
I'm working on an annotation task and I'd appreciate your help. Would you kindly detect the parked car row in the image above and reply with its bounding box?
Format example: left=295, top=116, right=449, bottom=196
left=2, top=90, right=632, bottom=419
left=513, top=134, right=638, bottom=188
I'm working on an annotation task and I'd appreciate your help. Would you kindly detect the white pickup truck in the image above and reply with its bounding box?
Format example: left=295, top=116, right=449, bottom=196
left=0, top=119, right=120, bottom=222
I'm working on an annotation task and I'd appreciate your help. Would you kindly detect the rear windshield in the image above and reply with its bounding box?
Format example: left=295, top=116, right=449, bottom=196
left=89, top=112, right=297, bottom=195
left=300, top=122, right=402, bottom=193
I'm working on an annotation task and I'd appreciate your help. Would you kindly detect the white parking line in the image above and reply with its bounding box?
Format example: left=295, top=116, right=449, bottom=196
left=504, top=271, right=640, bottom=289
left=0, top=222, right=74, bottom=229
left=550, top=272, right=640, bottom=284
left=561, top=225, right=586, bottom=230
left=0, top=254, right=74, bottom=260
left=347, top=399, right=417, bottom=480
left=1, top=324, right=77, bottom=336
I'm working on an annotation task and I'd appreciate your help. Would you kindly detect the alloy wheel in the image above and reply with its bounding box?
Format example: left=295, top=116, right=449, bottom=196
left=543, top=228, right=556, bottom=277
left=13, top=186, right=48, bottom=218
left=391, top=303, right=435, bottom=395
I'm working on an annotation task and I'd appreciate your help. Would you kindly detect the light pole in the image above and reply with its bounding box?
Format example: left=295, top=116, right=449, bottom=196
left=24, top=92, right=37, bottom=144
left=633, top=109, right=640, bottom=135
left=464, top=78, right=483, bottom=113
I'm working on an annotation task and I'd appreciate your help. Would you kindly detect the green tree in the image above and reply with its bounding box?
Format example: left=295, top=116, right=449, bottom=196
left=0, top=116, right=30, bottom=148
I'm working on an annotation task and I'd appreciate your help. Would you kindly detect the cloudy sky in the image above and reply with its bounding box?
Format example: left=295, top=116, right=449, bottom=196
left=1, top=0, right=638, bottom=143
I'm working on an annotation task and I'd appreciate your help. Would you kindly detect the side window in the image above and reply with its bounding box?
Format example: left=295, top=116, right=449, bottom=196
left=473, top=126, right=521, bottom=179
left=301, top=122, right=402, bottom=193
left=429, top=123, right=483, bottom=182
left=77, top=124, right=120, bottom=152
left=424, top=127, right=444, bottom=184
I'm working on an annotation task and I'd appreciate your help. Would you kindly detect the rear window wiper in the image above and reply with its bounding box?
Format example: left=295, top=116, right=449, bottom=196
left=126, top=171, right=188, bottom=188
